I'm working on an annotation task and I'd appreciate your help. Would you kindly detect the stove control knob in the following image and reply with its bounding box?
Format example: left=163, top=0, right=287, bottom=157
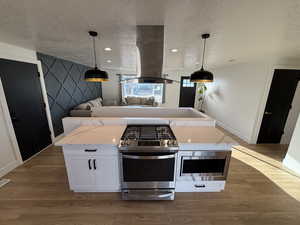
left=170, top=140, right=177, bottom=146
left=167, top=140, right=173, bottom=146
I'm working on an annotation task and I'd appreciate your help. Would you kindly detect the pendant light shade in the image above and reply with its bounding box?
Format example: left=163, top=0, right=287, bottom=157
left=84, top=67, right=108, bottom=82
left=190, top=33, right=213, bottom=83
left=84, top=31, right=109, bottom=82
left=190, top=67, right=213, bottom=83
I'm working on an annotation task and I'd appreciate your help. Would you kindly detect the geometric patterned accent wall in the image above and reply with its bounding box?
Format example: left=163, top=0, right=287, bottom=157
left=37, top=53, right=102, bottom=136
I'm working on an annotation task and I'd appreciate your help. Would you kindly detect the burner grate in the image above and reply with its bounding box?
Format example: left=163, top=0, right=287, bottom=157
left=121, top=125, right=177, bottom=144
left=140, top=126, right=157, bottom=140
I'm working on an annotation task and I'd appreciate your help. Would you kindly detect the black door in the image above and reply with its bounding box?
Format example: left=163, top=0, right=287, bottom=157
left=0, top=58, right=52, bottom=160
left=179, top=76, right=196, bottom=107
left=257, top=69, right=300, bottom=143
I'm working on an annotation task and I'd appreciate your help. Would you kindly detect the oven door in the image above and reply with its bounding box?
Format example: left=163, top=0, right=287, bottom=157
left=180, top=151, right=231, bottom=181
left=121, top=152, right=177, bottom=189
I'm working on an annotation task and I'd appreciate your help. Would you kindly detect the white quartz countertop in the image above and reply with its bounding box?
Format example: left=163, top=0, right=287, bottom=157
left=171, top=126, right=237, bottom=145
left=56, top=125, right=237, bottom=149
left=55, top=125, right=126, bottom=145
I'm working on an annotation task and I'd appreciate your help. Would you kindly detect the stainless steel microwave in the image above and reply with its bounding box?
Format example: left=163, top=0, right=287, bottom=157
left=179, top=151, right=231, bottom=181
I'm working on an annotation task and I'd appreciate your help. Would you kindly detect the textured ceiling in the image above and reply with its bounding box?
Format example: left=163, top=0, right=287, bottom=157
left=0, top=0, right=300, bottom=73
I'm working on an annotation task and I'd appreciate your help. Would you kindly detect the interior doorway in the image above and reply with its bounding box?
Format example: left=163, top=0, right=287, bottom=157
left=179, top=76, right=196, bottom=107
left=281, top=82, right=300, bottom=144
left=257, top=69, right=300, bottom=144
left=0, top=58, right=52, bottom=160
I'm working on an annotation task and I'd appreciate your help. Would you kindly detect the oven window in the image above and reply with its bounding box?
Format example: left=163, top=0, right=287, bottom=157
left=182, top=159, right=225, bottom=174
left=123, top=157, right=175, bottom=182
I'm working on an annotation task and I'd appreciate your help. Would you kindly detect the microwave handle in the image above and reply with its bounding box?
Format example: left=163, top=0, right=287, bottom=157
left=192, top=174, right=196, bottom=181
left=122, top=154, right=175, bottom=160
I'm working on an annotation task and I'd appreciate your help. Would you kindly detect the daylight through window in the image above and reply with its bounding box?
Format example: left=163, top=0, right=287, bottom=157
left=121, top=76, right=164, bottom=103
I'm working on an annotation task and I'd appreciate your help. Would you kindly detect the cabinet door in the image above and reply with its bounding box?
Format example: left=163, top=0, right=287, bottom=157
left=94, top=156, right=120, bottom=191
left=65, top=157, right=96, bottom=191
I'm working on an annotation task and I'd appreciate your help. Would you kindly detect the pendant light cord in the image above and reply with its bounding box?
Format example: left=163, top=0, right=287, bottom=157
left=201, top=38, right=206, bottom=69
left=92, top=36, right=97, bottom=68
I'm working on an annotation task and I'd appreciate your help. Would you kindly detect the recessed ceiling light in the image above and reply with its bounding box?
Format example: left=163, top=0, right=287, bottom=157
left=171, top=48, right=178, bottom=53
left=106, top=60, right=112, bottom=63
left=104, top=47, right=112, bottom=51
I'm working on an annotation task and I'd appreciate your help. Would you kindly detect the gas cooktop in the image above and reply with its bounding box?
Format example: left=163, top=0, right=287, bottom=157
left=118, top=125, right=179, bottom=152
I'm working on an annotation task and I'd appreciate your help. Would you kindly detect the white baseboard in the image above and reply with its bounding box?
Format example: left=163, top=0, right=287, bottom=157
left=283, top=154, right=300, bottom=176
left=216, top=121, right=251, bottom=143
left=0, top=179, right=10, bottom=188
left=0, top=134, right=60, bottom=178
left=22, top=143, right=53, bottom=164
left=54, top=133, right=65, bottom=142
left=0, top=160, right=20, bottom=178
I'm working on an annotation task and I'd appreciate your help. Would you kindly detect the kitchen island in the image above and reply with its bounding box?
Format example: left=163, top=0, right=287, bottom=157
left=56, top=124, right=237, bottom=194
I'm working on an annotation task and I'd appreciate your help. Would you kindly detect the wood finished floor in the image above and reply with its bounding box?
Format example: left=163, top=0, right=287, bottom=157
left=1, top=131, right=300, bottom=225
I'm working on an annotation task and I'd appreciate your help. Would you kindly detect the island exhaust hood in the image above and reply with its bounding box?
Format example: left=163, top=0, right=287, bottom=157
left=126, top=25, right=175, bottom=84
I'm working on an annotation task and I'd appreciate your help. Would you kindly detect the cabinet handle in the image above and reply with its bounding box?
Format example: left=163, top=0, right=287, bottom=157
left=195, top=184, right=206, bottom=188
left=85, top=149, right=97, bottom=152
left=88, top=159, right=92, bottom=170
left=93, top=159, right=97, bottom=170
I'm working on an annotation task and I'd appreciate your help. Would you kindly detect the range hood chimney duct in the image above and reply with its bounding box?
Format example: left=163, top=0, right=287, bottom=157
left=127, top=25, right=174, bottom=84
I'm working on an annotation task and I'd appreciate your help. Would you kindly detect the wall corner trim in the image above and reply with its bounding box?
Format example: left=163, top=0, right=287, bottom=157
left=54, top=133, right=65, bottom=142
left=283, top=154, right=300, bottom=176
left=216, top=120, right=251, bottom=144
left=0, top=160, right=21, bottom=178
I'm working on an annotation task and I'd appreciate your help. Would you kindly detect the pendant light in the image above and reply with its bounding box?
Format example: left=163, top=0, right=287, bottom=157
left=190, top=33, right=213, bottom=83
left=84, top=31, right=108, bottom=82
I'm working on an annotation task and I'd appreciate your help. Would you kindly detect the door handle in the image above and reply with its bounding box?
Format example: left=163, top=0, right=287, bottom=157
left=11, top=116, right=19, bottom=123
left=88, top=159, right=92, bottom=170
left=93, top=159, right=96, bottom=170
left=264, top=111, right=272, bottom=115
left=195, top=184, right=206, bottom=188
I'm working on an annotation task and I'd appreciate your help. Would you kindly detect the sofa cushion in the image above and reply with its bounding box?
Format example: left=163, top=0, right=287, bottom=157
left=96, top=97, right=103, bottom=104
left=125, top=96, right=157, bottom=106
left=75, top=102, right=92, bottom=110
left=126, top=96, right=141, bottom=105
left=102, top=99, right=118, bottom=106
left=89, top=99, right=102, bottom=108
left=140, top=97, right=147, bottom=105
left=141, top=97, right=155, bottom=105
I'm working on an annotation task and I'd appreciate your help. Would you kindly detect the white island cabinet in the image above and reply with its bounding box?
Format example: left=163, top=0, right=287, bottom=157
left=171, top=126, right=236, bottom=192
left=55, top=125, right=126, bottom=192
left=63, top=145, right=120, bottom=192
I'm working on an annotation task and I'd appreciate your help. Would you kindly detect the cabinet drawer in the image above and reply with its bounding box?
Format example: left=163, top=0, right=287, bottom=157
left=63, top=144, right=118, bottom=156
left=176, top=181, right=225, bottom=192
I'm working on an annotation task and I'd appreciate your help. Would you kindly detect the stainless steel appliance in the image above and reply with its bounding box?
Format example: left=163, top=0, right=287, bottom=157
left=118, top=125, right=179, bottom=200
left=179, top=151, right=231, bottom=181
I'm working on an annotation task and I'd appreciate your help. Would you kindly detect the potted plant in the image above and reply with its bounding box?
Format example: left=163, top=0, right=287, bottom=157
left=197, top=83, right=207, bottom=113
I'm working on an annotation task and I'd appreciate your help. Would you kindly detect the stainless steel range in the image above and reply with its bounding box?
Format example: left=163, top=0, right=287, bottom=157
left=118, top=125, right=179, bottom=200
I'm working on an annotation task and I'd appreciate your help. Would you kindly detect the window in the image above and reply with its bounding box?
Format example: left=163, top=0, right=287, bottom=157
left=182, top=79, right=194, bottom=87
left=121, top=75, right=165, bottom=103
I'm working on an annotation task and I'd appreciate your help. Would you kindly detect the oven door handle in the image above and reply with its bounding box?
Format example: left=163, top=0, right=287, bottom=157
left=122, top=154, right=175, bottom=160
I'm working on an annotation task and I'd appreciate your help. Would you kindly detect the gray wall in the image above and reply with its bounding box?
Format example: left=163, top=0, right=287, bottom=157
left=37, top=53, right=102, bottom=136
